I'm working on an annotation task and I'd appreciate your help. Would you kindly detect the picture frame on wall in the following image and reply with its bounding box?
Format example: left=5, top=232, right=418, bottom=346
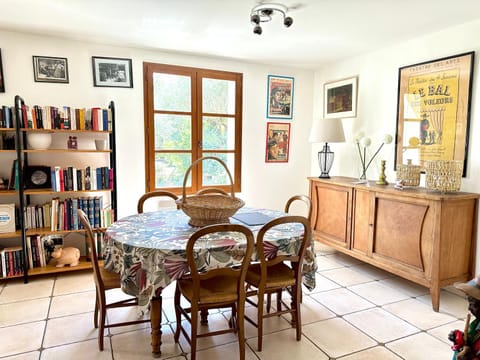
left=266, top=75, right=294, bottom=119
left=324, top=76, right=358, bottom=119
left=265, top=122, right=291, bottom=163
left=394, top=51, right=474, bottom=176
left=92, top=56, right=133, bottom=88
left=32, top=56, right=69, bottom=83
left=0, top=49, right=5, bottom=92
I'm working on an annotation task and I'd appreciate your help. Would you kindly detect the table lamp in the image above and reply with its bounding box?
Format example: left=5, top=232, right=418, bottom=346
left=308, top=118, right=345, bottom=178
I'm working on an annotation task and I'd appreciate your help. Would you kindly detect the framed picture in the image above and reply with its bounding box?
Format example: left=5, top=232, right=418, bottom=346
left=92, top=56, right=133, bottom=88
left=0, top=49, right=5, bottom=92
left=266, top=75, right=294, bottom=119
left=23, top=165, right=52, bottom=190
left=394, top=52, right=474, bottom=176
left=32, top=56, right=69, bottom=83
left=324, top=76, right=358, bottom=119
left=265, top=122, right=291, bottom=163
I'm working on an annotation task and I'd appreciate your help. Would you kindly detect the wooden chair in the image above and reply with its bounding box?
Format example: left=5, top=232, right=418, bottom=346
left=137, top=190, right=179, bottom=213
left=285, top=194, right=312, bottom=221
left=174, top=223, right=254, bottom=360
left=77, top=209, right=150, bottom=351
left=244, top=215, right=312, bottom=351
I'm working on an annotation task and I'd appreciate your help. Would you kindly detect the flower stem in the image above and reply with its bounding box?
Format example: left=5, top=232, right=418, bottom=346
left=364, top=142, right=385, bottom=172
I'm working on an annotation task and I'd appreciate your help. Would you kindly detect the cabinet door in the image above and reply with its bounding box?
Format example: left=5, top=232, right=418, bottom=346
left=371, top=193, right=432, bottom=276
left=310, top=181, right=352, bottom=248
left=351, top=189, right=371, bottom=255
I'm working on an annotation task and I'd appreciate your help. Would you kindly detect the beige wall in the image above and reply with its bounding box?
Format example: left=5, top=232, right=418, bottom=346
left=312, top=19, right=480, bottom=270
left=0, top=30, right=314, bottom=218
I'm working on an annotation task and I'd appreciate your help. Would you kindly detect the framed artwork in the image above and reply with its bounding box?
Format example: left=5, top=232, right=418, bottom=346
left=394, top=52, right=474, bottom=176
left=266, top=74, right=294, bottom=119
left=0, top=49, right=4, bottom=92
left=265, top=122, right=291, bottom=163
left=32, top=56, right=69, bottom=83
left=324, top=76, right=358, bottom=119
left=92, top=56, right=133, bottom=88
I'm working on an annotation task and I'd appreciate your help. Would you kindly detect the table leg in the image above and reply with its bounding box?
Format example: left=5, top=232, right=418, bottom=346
left=150, top=296, right=162, bottom=357
left=200, top=309, right=209, bottom=324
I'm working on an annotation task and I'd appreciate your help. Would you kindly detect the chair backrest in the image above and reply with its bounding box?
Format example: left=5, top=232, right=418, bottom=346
left=186, top=223, right=254, bottom=300
left=137, top=190, right=179, bottom=213
left=285, top=195, right=312, bottom=222
left=78, top=209, right=104, bottom=292
left=256, top=215, right=312, bottom=286
left=195, top=188, right=229, bottom=196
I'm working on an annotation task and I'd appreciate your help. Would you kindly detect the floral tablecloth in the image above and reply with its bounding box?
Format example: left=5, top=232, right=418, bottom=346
left=104, top=207, right=317, bottom=306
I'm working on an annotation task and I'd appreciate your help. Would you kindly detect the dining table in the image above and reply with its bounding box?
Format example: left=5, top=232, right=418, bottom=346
left=104, top=206, right=317, bottom=357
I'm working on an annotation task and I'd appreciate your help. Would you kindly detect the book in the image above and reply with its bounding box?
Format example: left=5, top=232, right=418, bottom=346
left=0, top=203, right=16, bottom=233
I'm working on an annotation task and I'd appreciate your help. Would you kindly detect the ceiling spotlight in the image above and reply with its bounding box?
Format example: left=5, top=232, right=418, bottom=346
left=250, top=2, right=294, bottom=34
left=250, top=14, right=260, bottom=25
left=284, top=16, right=293, bottom=27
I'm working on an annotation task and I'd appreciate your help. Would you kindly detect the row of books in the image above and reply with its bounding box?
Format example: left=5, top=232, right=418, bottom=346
left=24, top=196, right=114, bottom=231
left=1, top=232, right=107, bottom=276
left=51, top=166, right=114, bottom=192
left=0, top=104, right=112, bottom=131
left=0, top=246, right=24, bottom=278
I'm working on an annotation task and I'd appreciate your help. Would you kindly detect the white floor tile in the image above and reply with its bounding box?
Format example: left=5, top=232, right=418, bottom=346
left=340, top=346, right=402, bottom=359
left=41, top=339, right=112, bottom=360
left=378, top=276, right=429, bottom=298
left=49, top=290, right=96, bottom=318
left=386, top=332, right=452, bottom=360
left=349, top=281, right=411, bottom=306
left=0, top=321, right=44, bottom=357
left=311, top=288, right=374, bottom=315
left=43, top=312, right=97, bottom=348
left=0, top=298, right=50, bottom=326
left=302, top=318, right=377, bottom=358
left=53, top=272, right=95, bottom=295
left=0, top=278, right=53, bottom=303
left=320, top=267, right=375, bottom=287
left=344, top=307, right=419, bottom=343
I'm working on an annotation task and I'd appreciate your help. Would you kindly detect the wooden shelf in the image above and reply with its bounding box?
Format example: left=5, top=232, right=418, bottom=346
left=20, top=129, right=111, bottom=134
left=24, top=189, right=112, bottom=195
left=0, top=190, right=18, bottom=196
left=23, top=149, right=111, bottom=153
left=0, top=258, right=102, bottom=280
left=25, top=227, right=106, bottom=236
left=0, top=149, right=16, bottom=153
left=0, top=230, right=22, bottom=239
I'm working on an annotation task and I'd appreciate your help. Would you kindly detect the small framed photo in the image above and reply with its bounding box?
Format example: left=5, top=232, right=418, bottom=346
left=0, top=48, right=5, bottom=92
left=92, top=56, right=133, bottom=88
left=32, top=56, right=69, bottom=83
left=265, top=122, right=291, bottom=163
left=266, top=75, right=294, bottom=119
left=324, top=76, right=358, bottom=119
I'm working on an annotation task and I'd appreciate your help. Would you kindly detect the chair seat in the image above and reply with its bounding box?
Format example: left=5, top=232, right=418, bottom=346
left=100, top=266, right=121, bottom=290
left=178, top=276, right=239, bottom=305
left=246, top=262, right=295, bottom=289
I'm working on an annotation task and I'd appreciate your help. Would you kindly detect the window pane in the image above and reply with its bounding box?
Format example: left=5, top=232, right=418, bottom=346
left=202, top=116, right=235, bottom=150
left=154, top=114, right=191, bottom=150
left=202, top=78, right=235, bottom=114
left=201, top=153, right=235, bottom=186
left=155, top=153, right=191, bottom=188
left=153, top=73, right=191, bottom=112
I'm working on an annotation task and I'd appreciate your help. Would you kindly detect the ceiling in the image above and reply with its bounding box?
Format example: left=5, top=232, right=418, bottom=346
left=1, top=0, right=480, bottom=70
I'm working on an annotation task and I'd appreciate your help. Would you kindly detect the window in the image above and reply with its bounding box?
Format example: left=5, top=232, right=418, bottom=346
left=143, top=63, right=243, bottom=194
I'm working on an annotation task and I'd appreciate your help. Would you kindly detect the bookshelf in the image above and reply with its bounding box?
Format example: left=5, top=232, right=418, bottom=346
left=0, top=95, right=117, bottom=281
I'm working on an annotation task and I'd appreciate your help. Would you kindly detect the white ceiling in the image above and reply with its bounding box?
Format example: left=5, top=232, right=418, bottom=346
left=1, top=0, right=480, bottom=69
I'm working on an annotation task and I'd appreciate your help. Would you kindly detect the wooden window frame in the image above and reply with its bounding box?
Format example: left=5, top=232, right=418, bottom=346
left=143, top=62, right=243, bottom=195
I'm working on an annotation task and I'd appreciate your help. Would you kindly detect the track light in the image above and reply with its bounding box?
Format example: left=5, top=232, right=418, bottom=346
left=284, top=16, right=293, bottom=27
left=253, top=25, right=262, bottom=35
left=250, top=2, right=293, bottom=34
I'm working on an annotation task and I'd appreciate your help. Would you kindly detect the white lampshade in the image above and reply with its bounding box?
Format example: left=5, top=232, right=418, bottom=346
left=308, top=118, right=345, bottom=143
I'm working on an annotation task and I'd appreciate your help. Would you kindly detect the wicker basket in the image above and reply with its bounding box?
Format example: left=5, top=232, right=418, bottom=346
left=176, top=156, right=245, bottom=227
left=425, top=160, right=463, bottom=192
left=396, top=159, right=421, bottom=187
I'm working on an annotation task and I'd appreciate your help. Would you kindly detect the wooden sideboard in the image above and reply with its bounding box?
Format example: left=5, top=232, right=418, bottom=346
left=308, top=176, right=479, bottom=311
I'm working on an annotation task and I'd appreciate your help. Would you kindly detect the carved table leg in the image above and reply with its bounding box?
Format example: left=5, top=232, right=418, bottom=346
left=150, top=296, right=162, bottom=357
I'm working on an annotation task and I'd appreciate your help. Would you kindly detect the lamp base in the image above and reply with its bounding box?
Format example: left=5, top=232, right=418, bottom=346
left=318, top=143, right=334, bottom=179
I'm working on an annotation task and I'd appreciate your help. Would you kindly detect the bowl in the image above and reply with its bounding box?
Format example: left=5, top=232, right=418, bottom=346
left=95, top=139, right=107, bottom=150
left=27, top=132, right=52, bottom=150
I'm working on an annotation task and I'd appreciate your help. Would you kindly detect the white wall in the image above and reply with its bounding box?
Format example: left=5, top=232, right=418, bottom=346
left=312, top=19, right=480, bottom=271
left=0, top=30, right=314, bottom=219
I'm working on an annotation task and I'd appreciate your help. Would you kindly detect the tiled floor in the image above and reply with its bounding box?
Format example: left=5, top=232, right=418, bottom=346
left=0, top=243, right=470, bottom=359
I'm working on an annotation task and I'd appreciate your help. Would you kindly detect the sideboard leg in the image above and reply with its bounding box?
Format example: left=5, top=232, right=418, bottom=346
left=430, top=286, right=440, bottom=312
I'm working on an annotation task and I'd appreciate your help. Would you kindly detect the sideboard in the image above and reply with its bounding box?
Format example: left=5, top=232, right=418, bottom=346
left=308, top=176, right=479, bottom=311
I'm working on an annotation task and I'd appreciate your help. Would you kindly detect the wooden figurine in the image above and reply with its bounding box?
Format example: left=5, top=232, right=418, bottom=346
left=449, top=275, right=480, bottom=360
left=51, top=247, right=80, bottom=267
